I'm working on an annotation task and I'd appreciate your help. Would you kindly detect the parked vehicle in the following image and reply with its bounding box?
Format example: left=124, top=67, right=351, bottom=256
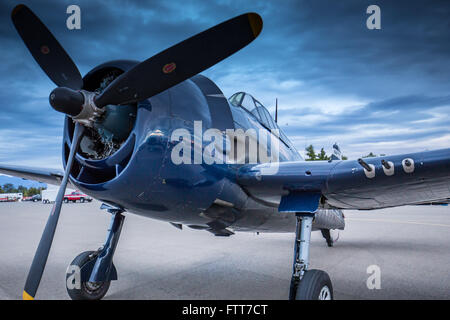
left=22, top=194, right=41, bottom=202
left=31, top=194, right=42, bottom=202
left=63, top=191, right=92, bottom=203
left=0, top=193, right=23, bottom=202
left=41, top=189, right=57, bottom=204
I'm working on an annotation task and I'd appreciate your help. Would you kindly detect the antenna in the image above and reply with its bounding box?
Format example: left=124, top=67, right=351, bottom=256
left=275, top=98, right=278, bottom=123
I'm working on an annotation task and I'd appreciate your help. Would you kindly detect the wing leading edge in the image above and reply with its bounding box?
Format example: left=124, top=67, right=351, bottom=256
left=0, top=164, right=64, bottom=186
left=237, top=148, right=450, bottom=210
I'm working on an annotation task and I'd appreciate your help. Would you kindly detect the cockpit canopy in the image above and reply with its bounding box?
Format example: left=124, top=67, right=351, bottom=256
left=229, top=92, right=277, bottom=130
left=228, top=92, right=294, bottom=149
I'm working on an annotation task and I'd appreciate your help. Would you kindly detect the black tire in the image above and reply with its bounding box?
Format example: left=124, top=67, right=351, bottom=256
left=80, top=198, right=85, bottom=203
left=295, top=269, right=333, bottom=300
left=289, top=276, right=297, bottom=300
left=64, top=198, right=69, bottom=203
left=66, top=251, right=111, bottom=300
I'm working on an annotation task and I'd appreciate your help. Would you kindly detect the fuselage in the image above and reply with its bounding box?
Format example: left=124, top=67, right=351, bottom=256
left=63, top=60, right=331, bottom=233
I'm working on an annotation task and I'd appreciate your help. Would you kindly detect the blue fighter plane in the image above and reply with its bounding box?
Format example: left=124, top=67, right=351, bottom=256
left=1, top=5, right=449, bottom=300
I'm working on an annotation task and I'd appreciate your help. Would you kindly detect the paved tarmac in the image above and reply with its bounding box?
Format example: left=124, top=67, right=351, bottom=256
left=0, top=201, right=449, bottom=300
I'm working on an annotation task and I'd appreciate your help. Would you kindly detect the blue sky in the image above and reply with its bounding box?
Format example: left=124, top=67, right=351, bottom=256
left=0, top=0, right=449, bottom=169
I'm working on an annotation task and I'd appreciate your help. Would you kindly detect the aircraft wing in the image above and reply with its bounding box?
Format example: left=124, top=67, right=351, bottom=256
left=0, top=164, right=65, bottom=187
left=237, top=148, right=450, bottom=211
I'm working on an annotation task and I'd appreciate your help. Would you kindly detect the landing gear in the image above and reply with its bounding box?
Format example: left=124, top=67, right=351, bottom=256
left=320, top=229, right=334, bottom=247
left=289, top=213, right=334, bottom=300
left=66, top=204, right=125, bottom=300
left=295, top=269, right=333, bottom=300
left=66, top=251, right=111, bottom=300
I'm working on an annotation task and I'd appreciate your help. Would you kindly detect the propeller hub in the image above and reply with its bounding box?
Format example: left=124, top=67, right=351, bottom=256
left=72, top=90, right=105, bottom=127
left=49, top=87, right=84, bottom=116
left=49, top=88, right=104, bottom=127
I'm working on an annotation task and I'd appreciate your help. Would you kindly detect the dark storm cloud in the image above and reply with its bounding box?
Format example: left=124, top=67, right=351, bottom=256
left=257, top=0, right=450, bottom=98
left=0, top=0, right=449, bottom=166
left=284, top=94, right=450, bottom=125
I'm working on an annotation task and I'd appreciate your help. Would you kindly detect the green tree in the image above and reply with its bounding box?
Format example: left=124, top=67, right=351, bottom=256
left=0, top=184, right=46, bottom=196
left=2, top=183, right=17, bottom=193
left=317, top=148, right=330, bottom=160
left=305, top=145, right=347, bottom=161
left=305, top=145, right=316, bottom=161
left=27, top=187, right=45, bottom=196
left=18, top=185, right=27, bottom=196
left=363, top=152, right=377, bottom=158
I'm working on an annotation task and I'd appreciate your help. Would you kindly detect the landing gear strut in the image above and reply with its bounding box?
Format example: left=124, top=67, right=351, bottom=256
left=289, top=213, right=333, bottom=300
left=66, top=204, right=125, bottom=300
left=320, top=229, right=334, bottom=247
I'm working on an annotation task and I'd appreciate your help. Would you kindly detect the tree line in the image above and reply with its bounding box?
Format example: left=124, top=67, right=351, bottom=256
left=305, top=145, right=378, bottom=161
left=0, top=183, right=46, bottom=197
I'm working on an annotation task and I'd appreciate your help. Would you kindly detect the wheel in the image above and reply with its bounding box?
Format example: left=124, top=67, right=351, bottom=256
left=80, top=198, right=85, bottom=203
left=66, top=251, right=111, bottom=300
left=295, top=269, right=333, bottom=300
left=64, top=198, right=69, bottom=203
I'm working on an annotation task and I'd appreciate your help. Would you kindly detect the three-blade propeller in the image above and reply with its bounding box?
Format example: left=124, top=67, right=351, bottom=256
left=11, top=4, right=262, bottom=299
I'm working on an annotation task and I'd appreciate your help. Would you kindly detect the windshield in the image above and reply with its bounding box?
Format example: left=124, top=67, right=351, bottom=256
left=228, top=92, right=295, bottom=148
left=229, top=92, right=276, bottom=130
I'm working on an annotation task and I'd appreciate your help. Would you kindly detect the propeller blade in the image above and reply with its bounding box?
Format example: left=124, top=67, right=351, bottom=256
left=95, top=12, right=262, bottom=107
left=11, top=4, right=83, bottom=90
left=23, top=123, right=84, bottom=300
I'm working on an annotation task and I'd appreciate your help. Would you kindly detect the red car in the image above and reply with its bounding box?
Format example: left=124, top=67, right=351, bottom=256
left=63, top=191, right=92, bottom=203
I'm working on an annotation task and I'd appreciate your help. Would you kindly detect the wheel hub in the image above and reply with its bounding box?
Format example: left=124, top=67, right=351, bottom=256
left=84, top=281, right=102, bottom=292
left=318, top=286, right=331, bottom=300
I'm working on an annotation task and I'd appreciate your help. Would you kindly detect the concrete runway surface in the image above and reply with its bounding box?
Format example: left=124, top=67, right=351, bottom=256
left=0, top=201, right=449, bottom=300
